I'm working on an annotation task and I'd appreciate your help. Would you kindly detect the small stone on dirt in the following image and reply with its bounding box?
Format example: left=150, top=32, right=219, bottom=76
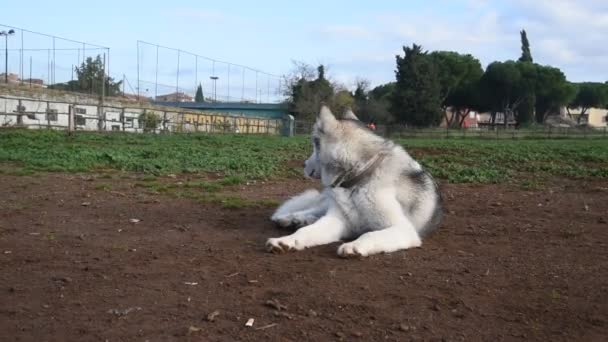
left=51, top=276, right=72, bottom=283
left=188, top=326, right=202, bottom=334
left=265, top=299, right=287, bottom=311
left=129, top=218, right=141, bottom=223
left=107, top=306, right=142, bottom=317
left=207, top=310, right=220, bottom=322
left=81, top=202, right=91, bottom=207
left=273, top=311, right=294, bottom=320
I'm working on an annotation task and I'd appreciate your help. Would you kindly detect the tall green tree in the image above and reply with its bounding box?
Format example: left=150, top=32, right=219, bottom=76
left=362, top=82, right=395, bottom=124
left=518, top=30, right=533, bottom=63
left=284, top=62, right=336, bottom=120
left=195, top=84, right=205, bottom=103
left=534, top=65, right=576, bottom=123
left=430, top=51, right=484, bottom=127
left=391, top=44, right=442, bottom=127
left=49, top=55, right=121, bottom=96
left=480, top=60, right=535, bottom=126
left=567, top=83, right=608, bottom=124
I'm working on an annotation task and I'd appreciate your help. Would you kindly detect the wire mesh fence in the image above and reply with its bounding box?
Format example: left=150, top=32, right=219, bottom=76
left=294, top=120, right=608, bottom=139
left=0, top=24, right=110, bottom=92
left=136, top=41, right=283, bottom=104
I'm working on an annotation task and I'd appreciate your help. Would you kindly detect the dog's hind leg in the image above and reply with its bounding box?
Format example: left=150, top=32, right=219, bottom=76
left=337, top=224, right=421, bottom=257
left=266, top=208, right=346, bottom=253
left=271, top=189, right=327, bottom=228
left=337, top=194, right=422, bottom=257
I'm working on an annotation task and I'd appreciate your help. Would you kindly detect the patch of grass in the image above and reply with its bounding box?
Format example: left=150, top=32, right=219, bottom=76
left=0, top=130, right=309, bottom=178
left=1, top=129, right=607, bottom=185
left=402, top=139, right=608, bottom=184
left=218, top=175, right=246, bottom=186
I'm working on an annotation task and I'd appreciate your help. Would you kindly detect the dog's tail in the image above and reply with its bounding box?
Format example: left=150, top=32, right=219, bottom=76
left=417, top=186, right=443, bottom=238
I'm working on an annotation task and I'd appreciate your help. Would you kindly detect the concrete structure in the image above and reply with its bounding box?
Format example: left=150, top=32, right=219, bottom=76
left=0, top=95, right=294, bottom=136
left=155, top=92, right=194, bottom=102
left=564, top=107, right=608, bottom=128
left=154, top=101, right=289, bottom=119
left=0, top=84, right=295, bottom=136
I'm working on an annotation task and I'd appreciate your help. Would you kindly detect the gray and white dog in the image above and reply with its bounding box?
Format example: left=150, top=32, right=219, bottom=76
left=266, top=106, right=442, bottom=257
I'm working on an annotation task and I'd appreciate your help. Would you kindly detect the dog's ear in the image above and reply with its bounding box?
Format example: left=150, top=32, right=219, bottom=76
left=343, top=107, right=359, bottom=121
left=317, top=105, right=337, bottom=130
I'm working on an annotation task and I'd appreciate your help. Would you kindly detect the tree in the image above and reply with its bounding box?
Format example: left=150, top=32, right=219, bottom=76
left=480, top=60, right=536, bottom=127
left=139, top=111, right=161, bottom=132
left=518, top=30, right=533, bottom=63
left=513, top=61, right=537, bottom=126
left=195, top=84, right=205, bottom=103
left=567, top=83, right=608, bottom=124
left=353, top=79, right=369, bottom=110
left=283, top=62, right=335, bottom=120
left=49, top=55, right=121, bottom=97
left=391, top=44, right=442, bottom=127
left=430, top=51, right=484, bottom=127
left=444, top=79, right=487, bottom=127
left=332, top=89, right=356, bottom=117
left=534, top=65, right=576, bottom=123
left=353, top=82, right=395, bottom=124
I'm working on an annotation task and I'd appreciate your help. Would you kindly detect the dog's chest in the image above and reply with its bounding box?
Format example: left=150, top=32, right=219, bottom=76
left=332, top=187, right=388, bottom=229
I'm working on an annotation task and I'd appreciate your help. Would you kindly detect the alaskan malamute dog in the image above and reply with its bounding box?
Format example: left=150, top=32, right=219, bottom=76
left=266, top=106, right=442, bottom=257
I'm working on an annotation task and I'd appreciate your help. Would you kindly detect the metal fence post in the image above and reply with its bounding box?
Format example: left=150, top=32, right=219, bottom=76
left=68, top=104, right=74, bottom=134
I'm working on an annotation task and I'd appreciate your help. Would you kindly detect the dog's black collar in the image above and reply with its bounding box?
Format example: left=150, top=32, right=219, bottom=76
left=330, top=153, right=387, bottom=189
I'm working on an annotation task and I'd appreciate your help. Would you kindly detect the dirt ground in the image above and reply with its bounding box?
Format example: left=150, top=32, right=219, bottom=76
left=1, top=172, right=607, bottom=342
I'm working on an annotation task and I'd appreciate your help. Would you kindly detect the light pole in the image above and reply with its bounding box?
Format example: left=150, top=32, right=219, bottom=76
left=210, top=76, right=219, bottom=103
left=1, top=29, right=16, bottom=84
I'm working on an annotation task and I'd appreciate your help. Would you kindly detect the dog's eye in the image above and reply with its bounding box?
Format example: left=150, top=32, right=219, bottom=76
left=313, top=137, right=321, bottom=150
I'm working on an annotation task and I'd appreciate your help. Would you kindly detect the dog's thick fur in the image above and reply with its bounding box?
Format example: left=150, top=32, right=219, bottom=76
left=267, top=106, right=442, bottom=257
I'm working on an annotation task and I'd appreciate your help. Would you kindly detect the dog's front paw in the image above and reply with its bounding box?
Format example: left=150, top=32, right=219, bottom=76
left=266, top=236, right=301, bottom=254
left=271, top=214, right=299, bottom=229
left=271, top=214, right=317, bottom=229
left=337, top=242, right=369, bottom=258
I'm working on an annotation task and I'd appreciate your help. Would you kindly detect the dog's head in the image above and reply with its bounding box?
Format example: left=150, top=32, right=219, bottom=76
left=304, top=105, right=380, bottom=186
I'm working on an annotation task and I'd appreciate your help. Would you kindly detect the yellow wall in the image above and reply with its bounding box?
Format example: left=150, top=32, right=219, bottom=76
left=180, top=112, right=281, bottom=133
left=567, top=107, right=608, bottom=127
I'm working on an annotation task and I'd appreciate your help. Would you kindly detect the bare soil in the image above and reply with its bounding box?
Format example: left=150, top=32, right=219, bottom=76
left=1, top=173, right=607, bottom=342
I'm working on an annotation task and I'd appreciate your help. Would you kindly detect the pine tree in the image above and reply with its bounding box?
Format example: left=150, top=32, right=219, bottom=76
left=390, top=44, right=442, bottom=127
left=195, top=84, right=205, bottom=103
left=518, top=30, right=533, bottom=63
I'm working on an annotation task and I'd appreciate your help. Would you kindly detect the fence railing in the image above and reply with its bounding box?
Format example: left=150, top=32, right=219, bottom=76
left=0, top=95, right=286, bottom=135
left=294, top=120, right=608, bottom=139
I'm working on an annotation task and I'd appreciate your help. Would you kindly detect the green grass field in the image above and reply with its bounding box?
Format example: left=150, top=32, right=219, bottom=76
left=1, top=129, right=607, bottom=185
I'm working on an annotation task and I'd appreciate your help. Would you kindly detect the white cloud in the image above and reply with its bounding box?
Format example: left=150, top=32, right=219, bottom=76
left=314, top=1, right=608, bottom=84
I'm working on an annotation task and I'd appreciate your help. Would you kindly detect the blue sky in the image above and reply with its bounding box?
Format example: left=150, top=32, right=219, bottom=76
left=1, top=0, right=607, bottom=99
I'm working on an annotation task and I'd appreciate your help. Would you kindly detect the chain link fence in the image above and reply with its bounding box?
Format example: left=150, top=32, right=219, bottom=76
left=0, top=24, right=110, bottom=92
left=136, top=41, right=283, bottom=104
left=294, top=120, right=608, bottom=139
